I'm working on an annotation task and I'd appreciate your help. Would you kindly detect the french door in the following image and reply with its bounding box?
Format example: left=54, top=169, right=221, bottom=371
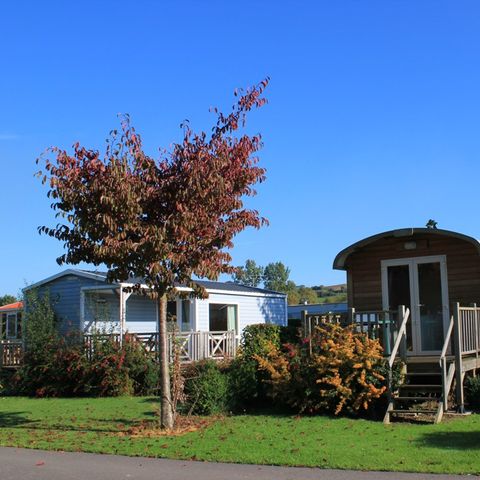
left=381, top=255, right=449, bottom=355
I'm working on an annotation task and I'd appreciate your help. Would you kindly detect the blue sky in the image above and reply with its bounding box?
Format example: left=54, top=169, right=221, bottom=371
left=1, top=1, right=480, bottom=295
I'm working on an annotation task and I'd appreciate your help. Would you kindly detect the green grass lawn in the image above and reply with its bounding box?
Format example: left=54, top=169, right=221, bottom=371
left=0, top=396, right=479, bottom=474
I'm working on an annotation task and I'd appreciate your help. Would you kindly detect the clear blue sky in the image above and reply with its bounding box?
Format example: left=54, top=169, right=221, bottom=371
left=2, top=1, right=480, bottom=296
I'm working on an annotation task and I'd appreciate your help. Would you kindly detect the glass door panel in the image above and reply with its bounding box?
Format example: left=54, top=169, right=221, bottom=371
left=387, top=264, right=413, bottom=352
left=417, top=262, right=444, bottom=352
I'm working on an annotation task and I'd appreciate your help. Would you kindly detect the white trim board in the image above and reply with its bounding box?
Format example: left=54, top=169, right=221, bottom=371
left=24, top=269, right=107, bottom=291
left=26, top=269, right=286, bottom=299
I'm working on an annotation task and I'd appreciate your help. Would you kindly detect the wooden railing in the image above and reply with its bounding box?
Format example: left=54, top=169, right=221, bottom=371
left=303, top=307, right=402, bottom=356
left=353, top=309, right=401, bottom=357
left=83, top=330, right=236, bottom=363
left=169, top=331, right=236, bottom=362
left=383, top=306, right=410, bottom=424
left=302, top=311, right=349, bottom=337
left=386, top=306, right=410, bottom=369
left=0, top=340, right=24, bottom=368
left=457, top=305, right=480, bottom=355
left=436, top=315, right=455, bottom=422
left=451, top=304, right=480, bottom=413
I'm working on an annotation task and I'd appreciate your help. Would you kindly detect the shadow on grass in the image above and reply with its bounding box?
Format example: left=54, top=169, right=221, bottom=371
left=141, top=398, right=159, bottom=404
left=418, top=431, right=480, bottom=450
left=0, top=412, right=35, bottom=428
left=0, top=413, right=155, bottom=433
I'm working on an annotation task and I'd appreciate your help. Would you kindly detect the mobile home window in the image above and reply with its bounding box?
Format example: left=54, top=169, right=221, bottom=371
left=181, top=300, right=191, bottom=331
left=167, top=301, right=177, bottom=323
left=1, top=313, right=6, bottom=339
left=209, top=304, right=237, bottom=333
left=7, top=313, right=17, bottom=339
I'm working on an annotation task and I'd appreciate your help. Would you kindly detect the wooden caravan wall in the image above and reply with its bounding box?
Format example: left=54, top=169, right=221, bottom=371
left=346, top=234, right=480, bottom=310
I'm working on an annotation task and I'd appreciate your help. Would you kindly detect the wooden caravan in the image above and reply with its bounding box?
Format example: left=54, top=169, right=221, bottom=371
left=333, top=228, right=480, bottom=423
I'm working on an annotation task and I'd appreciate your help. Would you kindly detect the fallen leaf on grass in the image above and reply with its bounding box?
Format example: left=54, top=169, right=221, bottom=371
left=116, top=416, right=217, bottom=439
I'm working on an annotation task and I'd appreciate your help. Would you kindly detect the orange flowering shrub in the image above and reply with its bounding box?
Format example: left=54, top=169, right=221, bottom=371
left=255, top=323, right=386, bottom=415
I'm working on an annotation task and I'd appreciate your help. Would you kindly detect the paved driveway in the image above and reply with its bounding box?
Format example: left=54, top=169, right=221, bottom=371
left=0, top=447, right=477, bottom=480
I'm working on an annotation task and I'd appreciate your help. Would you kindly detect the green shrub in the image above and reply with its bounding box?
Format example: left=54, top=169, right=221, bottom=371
left=0, top=369, right=16, bottom=395
left=122, top=334, right=159, bottom=395
left=227, top=357, right=259, bottom=411
left=365, top=359, right=403, bottom=419
left=14, top=307, right=159, bottom=397
left=183, top=360, right=230, bottom=415
left=233, top=324, right=282, bottom=409
left=14, top=333, right=89, bottom=397
left=279, top=324, right=300, bottom=344
left=241, top=324, right=281, bottom=359
left=466, top=375, right=480, bottom=409
left=84, top=337, right=134, bottom=396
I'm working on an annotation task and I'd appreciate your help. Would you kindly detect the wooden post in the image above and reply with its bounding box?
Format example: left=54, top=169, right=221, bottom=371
left=441, top=357, right=448, bottom=411
left=398, top=305, right=407, bottom=364
left=453, top=302, right=465, bottom=413
left=301, top=309, right=308, bottom=337
left=473, top=303, right=478, bottom=363
left=383, top=311, right=392, bottom=356
left=119, top=287, right=124, bottom=346
left=348, top=307, right=355, bottom=330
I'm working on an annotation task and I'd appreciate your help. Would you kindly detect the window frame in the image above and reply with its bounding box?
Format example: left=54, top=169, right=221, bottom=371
left=208, top=302, right=239, bottom=334
left=6, top=312, right=20, bottom=339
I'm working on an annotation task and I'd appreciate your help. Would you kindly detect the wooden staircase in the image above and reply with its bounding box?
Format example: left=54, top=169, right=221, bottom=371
left=383, top=306, right=460, bottom=425
left=305, top=303, right=478, bottom=424
left=385, top=361, right=454, bottom=424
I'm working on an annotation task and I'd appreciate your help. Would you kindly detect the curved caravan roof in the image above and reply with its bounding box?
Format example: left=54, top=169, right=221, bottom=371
left=333, top=228, right=480, bottom=270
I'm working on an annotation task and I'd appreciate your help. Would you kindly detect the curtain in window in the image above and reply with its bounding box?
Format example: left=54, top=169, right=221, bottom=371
left=227, top=305, right=237, bottom=332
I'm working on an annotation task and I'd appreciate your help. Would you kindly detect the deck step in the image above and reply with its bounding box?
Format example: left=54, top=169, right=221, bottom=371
left=405, top=372, right=441, bottom=376
left=394, top=396, right=440, bottom=401
left=390, top=409, right=438, bottom=415
left=400, top=384, right=442, bottom=389
left=384, top=360, right=452, bottom=424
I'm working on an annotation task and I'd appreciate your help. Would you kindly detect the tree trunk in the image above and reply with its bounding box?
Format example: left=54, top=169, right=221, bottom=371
left=158, top=293, right=174, bottom=429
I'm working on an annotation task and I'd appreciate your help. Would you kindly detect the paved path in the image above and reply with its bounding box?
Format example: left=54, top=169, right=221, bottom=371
left=0, top=447, right=477, bottom=480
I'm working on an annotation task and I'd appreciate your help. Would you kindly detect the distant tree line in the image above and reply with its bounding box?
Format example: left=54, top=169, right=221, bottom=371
left=232, top=259, right=347, bottom=305
left=0, top=294, right=17, bottom=307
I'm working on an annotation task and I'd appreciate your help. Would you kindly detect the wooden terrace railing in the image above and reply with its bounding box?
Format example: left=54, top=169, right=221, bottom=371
left=1, top=330, right=236, bottom=368
left=383, top=306, right=410, bottom=424
left=302, top=307, right=404, bottom=356
left=437, top=315, right=455, bottom=422
left=0, top=340, right=24, bottom=368
left=83, top=330, right=237, bottom=363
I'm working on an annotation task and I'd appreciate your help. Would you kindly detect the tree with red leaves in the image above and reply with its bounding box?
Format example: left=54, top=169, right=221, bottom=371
left=37, top=79, right=269, bottom=429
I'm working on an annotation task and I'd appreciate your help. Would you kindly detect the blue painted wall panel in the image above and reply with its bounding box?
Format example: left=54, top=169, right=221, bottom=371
left=35, top=274, right=105, bottom=335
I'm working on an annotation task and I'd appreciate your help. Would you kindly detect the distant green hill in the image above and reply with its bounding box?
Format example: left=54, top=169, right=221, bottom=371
left=312, top=284, right=347, bottom=304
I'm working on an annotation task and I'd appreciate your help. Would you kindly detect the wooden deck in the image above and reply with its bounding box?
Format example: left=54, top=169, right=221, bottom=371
left=304, top=303, right=480, bottom=423
left=0, top=330, right=237, bottom=368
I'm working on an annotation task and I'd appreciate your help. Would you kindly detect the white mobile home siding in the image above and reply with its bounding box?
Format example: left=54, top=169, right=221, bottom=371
left=27, top=270, right=287, bottom=336
left=83, top=292, right=157, bottom=333
left=33, top=274, right=105, bottom=335
left=194, top=292, right=287, bottom=332
left=125, top=294, right=157, bottom=332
